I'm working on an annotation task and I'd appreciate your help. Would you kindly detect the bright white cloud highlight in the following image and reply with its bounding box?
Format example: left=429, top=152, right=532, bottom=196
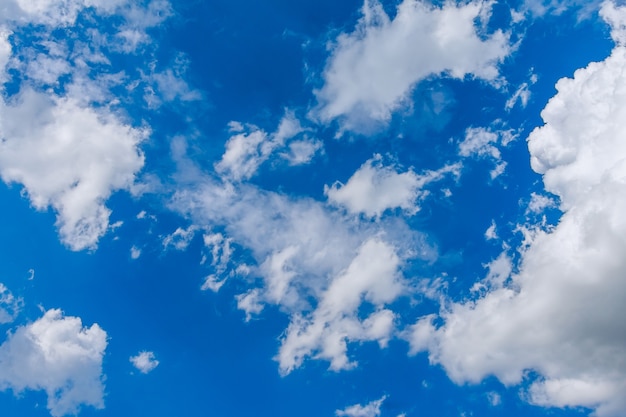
left=130, top=351, right=159, bottom=374
left=0, top=89, right=147, bottom=251
left=409, top=4, right=626, bottom=415
left=336, top=395, right=386, bottom=417
left=216, top=112, right=306, bottom=181
left=0, top=309, right=107, bottom=417
left=325, top=154, right=460, bottom=218
left=314, top=0, right=510, bottom=130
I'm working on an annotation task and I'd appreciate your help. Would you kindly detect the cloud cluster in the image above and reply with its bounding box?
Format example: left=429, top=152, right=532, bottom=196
left=172, top=162, right=434, bottom=372
left=458, top=125, right=515, bottom=179
left=409, top=3, right=626, bottom=415
left=216, top=112, right=321, bottom=182
left=0, top=0, right=186, bottom=251
left=325, top=154, right=460, bottom=218
left=0, top=89, right=147, bottom=250
left=314, top=0, right=511, bottom=131
left=0, top=309, right=108, bottom=417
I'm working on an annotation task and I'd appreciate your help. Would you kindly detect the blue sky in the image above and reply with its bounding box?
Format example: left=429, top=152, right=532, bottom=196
left=0, top=0, right=625, bottom=416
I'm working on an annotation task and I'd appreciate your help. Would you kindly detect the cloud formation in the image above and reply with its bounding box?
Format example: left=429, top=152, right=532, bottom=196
left=172, top=165, right=434, bottom=372
left=0, top=309, right=107, bottom=417
left=130, top=351, right=160, bottom=374
left=325, top=154, right=460, bottom=218
left=314, top=0, right=510, bottom=131
left=336, top=396, right=386, bottom=417
left=0, top=89, right=146, bottom=250
left=409, top=3, right=626, bottom=415
left=216, top=113, right=320, bottom=182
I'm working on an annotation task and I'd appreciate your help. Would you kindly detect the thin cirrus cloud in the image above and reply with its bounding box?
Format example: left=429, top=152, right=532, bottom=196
left=408, top=3, right=626, bottom=416
left=312, top=0, right=511, bottom=132
left=336, top=395, right=387, bottom=417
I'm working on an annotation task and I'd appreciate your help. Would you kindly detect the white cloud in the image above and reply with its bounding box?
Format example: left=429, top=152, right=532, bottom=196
left=200, top=233, right=234, bottom=292
left=277, top=239, right=401, bottom=374
left=459, top=127, right=501, bottom=159
left=0, top=284, right=22, bottom=324
left=130, top=351, right=159, bottom=374
left=0, top=0, right=169, bottom=54
left=487, top=391, right=502, bottom=406
left=0, top=89, right=147, bottom=251
left=526, top=192, right=556, bottom=214
left=521, top=0, right=603, bottom=18
left=0, top=28, right=11, bottom=83
left=25, top=54, right=72, bottom=85
left=171, top=168, right=434, bottom=372
left=130, top=245, right=142, bottom=260
left=162, top=225, right=197, bottom=251
left=505, top=73, right=537, bottom=110
left=484, top=220, right=498, bottom=241
left=336, top=395, right=386, bottom=417
left=280, top=138, right=323, bottom=166
left=236, top=289, right=265, bottom=321
left=325, top=154, right=460, bottom=218
left=408, top=4, right=626, bottom=415
left=0, top=0, right=135, bottom=28
left=458, top=126, right=516, bottom=179
left=0, top=309, right=107, bottom=417
left=313, top=0, right=511, bottom=131
left=215, top=111, right=304, bottom=182
left=142, top=55, right=202, bottom=108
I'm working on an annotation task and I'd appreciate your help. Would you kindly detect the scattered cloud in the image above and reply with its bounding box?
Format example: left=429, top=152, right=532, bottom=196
left=484, top=220, right=498, bottom=241
left=526, top=192, right=556, bottom=214
left=277, top=238, right=401, bottom=373
left=408, top=5, right=626, bottom=415
left=130, top=351, right=159, bottom=374
left=505, top=73, right=538, bottom=110
left=487, top=391, right=502, bottom=407
left=216, top=111, right=306, bottom=181
left=325, top=154, right=460, bottom=218
left=313, top=0, right=511, bottom=131
left=0, top=309, right=107, bottom=417
left=200, top=233, right=234, bottom=292
left=458, top=125, right=516, bottom=179
left=336, top=395, right=386, bottom=417
left=162, top=226, right=197, bottom=251
left=171, top=164, right=435, bottom=371
left=280, top=138, right=324, bottom=166
left=0, top=89, right=147, bottom=251
left=0, top=284, right=22, bottom=324
left=130, top=245, right=142, bottom=260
